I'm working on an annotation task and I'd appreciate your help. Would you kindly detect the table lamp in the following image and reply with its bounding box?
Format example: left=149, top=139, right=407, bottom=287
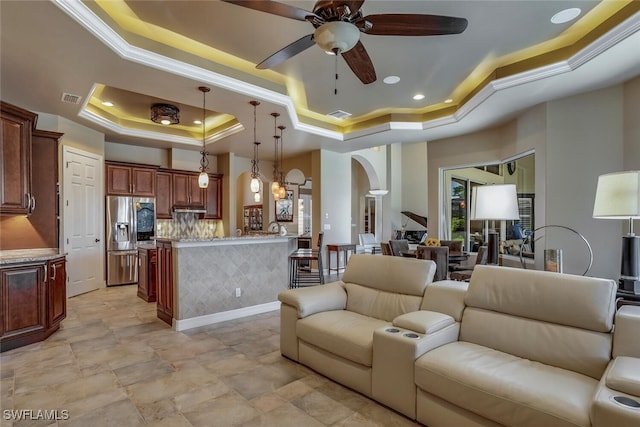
left=470, top=184, right=520, bottom=264
left=592, top=170, right=640, bottom=295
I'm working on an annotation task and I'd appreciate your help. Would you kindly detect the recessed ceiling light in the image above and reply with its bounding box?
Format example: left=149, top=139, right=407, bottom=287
left=101, top=101, right=114, bottom=107
left=160, top=119, right=171, bottom=125
left=193, top=120, right=202, bottom=125
left=444, top=98, right=453, bottom=104
left=383, top=76, right=400, bottom=84
left=413, top=94, right=425, bottom=101
left=551, top=8, right=581, bottom=24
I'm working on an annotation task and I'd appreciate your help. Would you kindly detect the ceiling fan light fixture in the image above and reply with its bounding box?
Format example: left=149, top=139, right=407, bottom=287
left=150, top=103, right=180, bottom=125
left=314, top=21, right=360, bottom=54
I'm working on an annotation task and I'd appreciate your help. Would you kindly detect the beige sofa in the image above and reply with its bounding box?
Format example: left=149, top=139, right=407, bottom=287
left=279, top=257, right=640, bottom=427
left=415, top=265, right=640, bottom=427
left=278, top=254, right=468, bottom=417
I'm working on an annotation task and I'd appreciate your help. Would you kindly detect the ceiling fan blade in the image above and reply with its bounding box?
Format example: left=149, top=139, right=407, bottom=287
left=223, top=0, right=318, bottom=22
left=364, top=14, right=468, bottom=36
left=341, top=41, right=376, bottom=84
left=256, top=34, right=316, bottom=69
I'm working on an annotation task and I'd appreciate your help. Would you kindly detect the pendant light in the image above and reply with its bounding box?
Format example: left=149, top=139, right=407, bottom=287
left=249, top=101, right=261, bottom=193
left=271, top=112, right=281, bottom=198
left=197, top=86, right=210, bottom=188
left=278, top=124, right=287, bottom=199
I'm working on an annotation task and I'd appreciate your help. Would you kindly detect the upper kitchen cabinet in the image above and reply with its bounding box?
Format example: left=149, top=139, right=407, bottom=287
left=172, top=172, right=204, bottom=207
left=204, top=174, right=223, bottom=219
left=106, top=161, right=156, bottom=197
left=155, top=170, right=173, bottom=219
left=0, top=101, right=37, bottom=215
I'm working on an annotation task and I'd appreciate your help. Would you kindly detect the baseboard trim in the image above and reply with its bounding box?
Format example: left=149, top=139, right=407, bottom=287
left=174, top=301, right=281, bottom=331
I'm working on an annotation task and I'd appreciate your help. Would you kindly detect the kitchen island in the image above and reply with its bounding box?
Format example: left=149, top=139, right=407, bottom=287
left=156, top=235, right=296, bottom=331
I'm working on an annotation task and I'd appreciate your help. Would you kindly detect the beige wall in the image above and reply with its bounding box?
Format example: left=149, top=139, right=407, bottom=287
left=427, top=82, right=635, bottom=281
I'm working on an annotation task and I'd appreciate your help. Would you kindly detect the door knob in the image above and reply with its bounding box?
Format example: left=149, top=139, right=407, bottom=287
left=95, top=238, right=101, bottom=243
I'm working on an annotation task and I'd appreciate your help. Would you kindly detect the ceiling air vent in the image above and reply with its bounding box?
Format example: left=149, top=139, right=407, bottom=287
left=61, top=93, right=82, bottom=105
left=327, top=109, right=352, bottom=120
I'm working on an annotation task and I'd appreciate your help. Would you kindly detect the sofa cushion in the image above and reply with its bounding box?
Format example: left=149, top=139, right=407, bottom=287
left=460, top=307, right=613, bottom=379
left=415, top=341, right=599, bottom=427
left=296, top=310, right=390, bottom=366
left=466, top=265, right=617, bottom=332
left=345, top=283, right=423, bottom=321
left=342, top=254, right=435, bottom=296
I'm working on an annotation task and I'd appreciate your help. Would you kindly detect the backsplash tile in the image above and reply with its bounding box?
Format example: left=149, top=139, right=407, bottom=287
left=157, top=213, right=223, bottom=239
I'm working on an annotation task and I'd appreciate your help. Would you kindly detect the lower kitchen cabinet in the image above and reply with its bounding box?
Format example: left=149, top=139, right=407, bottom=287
left=0, top=255, right=66, bottom=352
left=156, top=241, right=173, bottom=326
left=137, top=247, right=157, bottom=302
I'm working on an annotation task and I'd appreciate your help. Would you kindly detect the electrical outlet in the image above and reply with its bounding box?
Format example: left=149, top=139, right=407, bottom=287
left=235, top=288, right=241, bottom=297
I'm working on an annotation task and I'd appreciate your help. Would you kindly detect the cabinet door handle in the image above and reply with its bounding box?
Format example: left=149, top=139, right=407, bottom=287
left=26, top=193, right=32, bottom=211
left=30, top=196, right=36, bottom=213
left=50, top=264, right=57, bottom=280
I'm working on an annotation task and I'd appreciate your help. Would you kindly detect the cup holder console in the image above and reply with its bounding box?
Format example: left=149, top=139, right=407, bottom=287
left=384, top=328, right=421, bottom=339
left=612, top=395, right=640, bottom=408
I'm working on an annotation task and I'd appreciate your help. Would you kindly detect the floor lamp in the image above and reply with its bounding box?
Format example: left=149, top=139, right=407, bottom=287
left=593, top=170, right=640, bottom=295
left=470, top=184, right=521, bottom=265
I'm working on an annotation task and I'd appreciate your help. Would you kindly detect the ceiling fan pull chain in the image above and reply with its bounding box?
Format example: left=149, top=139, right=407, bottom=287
left=334, top=52, right=338, bottom=95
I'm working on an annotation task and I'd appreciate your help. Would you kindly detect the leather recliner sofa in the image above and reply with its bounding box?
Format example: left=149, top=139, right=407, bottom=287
left=278, top=255, right=640, bottom=427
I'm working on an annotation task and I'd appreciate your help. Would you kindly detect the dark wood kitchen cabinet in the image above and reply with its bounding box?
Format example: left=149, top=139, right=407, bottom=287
left=204, top=174, right=223, bottom=219
left=106, top=162, right=156, bottom=197
left=172, top=172, right=204, bottom=207
left=47, top=257, right=67, bottom=327
left=0, top=255, right=66, bottom=352
left=155, top=171, right=173, bottom=219
left=0, top=101, right=37, bottom=215
left=156, top=241, right=173, bottom=326
left=137, top=247, right=157, bottom=302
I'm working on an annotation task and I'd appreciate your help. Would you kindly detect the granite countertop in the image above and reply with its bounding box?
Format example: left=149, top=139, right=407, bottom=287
left=0, top=248, right=66, bottom=265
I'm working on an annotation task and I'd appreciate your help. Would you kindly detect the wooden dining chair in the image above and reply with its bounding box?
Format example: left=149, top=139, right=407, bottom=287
left=416, top=246, right=450, bottom=281
left=450, top=246, right=488, bottom=281
left=380, top=242, right=393, bottom=256
left=389, top=239, right=410, bottom=257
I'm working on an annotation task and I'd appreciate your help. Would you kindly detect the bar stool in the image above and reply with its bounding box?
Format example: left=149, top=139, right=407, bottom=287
left=288, top=232, right=324, bottom=288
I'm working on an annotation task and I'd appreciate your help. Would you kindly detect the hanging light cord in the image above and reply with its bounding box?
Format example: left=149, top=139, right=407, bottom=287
left=272, top=112, right=280, bottom=185
left=199, top=87, right=210, bottom=173
left=278, top=125, right=286, bottom=186
left=250, top=101, right=260, bottom=178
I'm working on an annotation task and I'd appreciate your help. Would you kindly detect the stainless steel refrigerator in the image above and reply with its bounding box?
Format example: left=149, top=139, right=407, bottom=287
left=106, top=196, right=156, bottom=286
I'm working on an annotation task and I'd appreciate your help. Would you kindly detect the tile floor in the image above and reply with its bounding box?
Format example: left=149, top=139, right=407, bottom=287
left=0, top=285, right=420, bottom=427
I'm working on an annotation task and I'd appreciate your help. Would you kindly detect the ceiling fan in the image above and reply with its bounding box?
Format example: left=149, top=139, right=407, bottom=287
left=224, top=0, right=468, bottom=84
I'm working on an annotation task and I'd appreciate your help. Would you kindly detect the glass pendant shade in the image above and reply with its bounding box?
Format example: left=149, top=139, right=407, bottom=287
left=250, top=177, right=260, bottom=193
left=254, top=192, right=261, bottom=203
left=271, top=181, right=280, bottom=194
left=198, top=171, right=209, bottom=188
left=278, top=185, right=286, bottom=199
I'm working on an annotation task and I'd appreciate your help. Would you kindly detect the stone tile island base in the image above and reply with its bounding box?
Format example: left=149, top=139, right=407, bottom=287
left=171, top=236, right=295, bottom=331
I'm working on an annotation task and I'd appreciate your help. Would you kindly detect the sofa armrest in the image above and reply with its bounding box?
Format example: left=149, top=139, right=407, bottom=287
left=278, top=281, right=347, bottom=318
left=613, top=305, right=640, bottom=358
left=591, top=357, right=640, bottom=427
left=393, top=310, right=455, bottom=334
left=606, top=357, right=640, bottom=397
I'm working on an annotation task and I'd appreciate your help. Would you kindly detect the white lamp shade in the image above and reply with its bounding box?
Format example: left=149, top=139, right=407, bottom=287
left=314, top=21, right=360, bottom=53
left=198, top=171, right=209, bottom=188
left=593, top=170, right=640, bottom=219
left=470, top=184, right=520, bottom=220
left=250, top=177, right=260, bottom=193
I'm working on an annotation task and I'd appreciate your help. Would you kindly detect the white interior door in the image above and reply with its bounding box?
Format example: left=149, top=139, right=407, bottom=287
left=63, top=147, right=103, bottom=297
